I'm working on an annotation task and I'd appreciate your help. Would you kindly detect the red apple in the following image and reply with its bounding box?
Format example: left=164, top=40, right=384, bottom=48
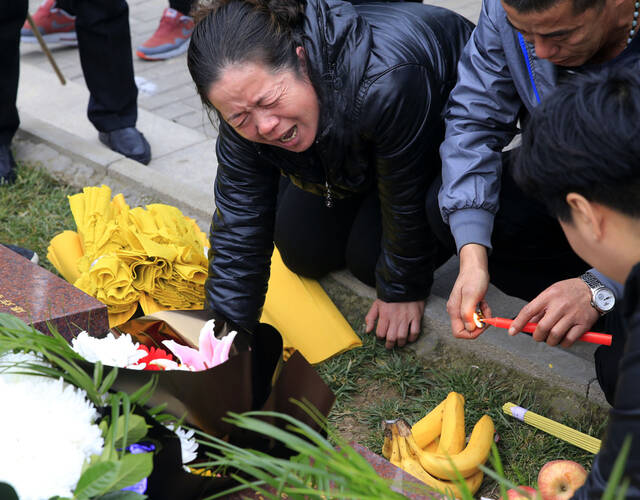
left=506, top=485, right=538, bottom=499
left=537, top=460, right=587, bottom=500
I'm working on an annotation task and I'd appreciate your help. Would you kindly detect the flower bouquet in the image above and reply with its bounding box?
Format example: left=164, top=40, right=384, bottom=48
left=109, top=309, right=335, bottom=444
left=0, top=309, right=335, bottom=499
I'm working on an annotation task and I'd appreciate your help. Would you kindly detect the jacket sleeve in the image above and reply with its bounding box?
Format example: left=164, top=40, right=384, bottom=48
left=359, top=64, right=446, bottom=302
left=573, top=267, right=640, bottom=498
left=438, top=0, right=522, bottom=252
left=204, top=122, right=280, bottom=330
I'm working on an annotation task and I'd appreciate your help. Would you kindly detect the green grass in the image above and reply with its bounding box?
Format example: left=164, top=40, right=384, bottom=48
left=317, top=278, right=609, bottom=498
left=0, top=163, right=76, bottom=275
left=1, top=163, right=609, bottom=498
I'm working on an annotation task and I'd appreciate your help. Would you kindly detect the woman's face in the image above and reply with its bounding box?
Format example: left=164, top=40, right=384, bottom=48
left=207, top=54, right=320, bottom=153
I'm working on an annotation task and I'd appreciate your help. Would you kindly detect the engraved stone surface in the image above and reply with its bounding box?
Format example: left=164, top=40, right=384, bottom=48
left=222, top=443, right=443, bottom=499
left=0, top=244, right=109, bottom=340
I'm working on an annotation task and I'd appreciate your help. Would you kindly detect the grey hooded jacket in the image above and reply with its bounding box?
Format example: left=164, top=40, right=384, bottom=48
left=438, top=0, right=624, bottom=295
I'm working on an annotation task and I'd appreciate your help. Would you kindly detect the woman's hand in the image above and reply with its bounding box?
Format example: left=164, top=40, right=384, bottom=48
left=365, top=299, right=425, bottom=349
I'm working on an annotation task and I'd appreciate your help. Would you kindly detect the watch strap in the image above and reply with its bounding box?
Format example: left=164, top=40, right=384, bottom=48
left=581, top=271, right=604, bottom=291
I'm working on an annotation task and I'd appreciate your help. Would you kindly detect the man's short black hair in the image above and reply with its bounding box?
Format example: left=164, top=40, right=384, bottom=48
left=502, top=0, right=604, bottom=15
left=514, top=62, right=640, bottom=222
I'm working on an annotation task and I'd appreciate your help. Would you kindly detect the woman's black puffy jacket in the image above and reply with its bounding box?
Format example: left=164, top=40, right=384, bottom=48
left=205, top=0, right=473, bottom=329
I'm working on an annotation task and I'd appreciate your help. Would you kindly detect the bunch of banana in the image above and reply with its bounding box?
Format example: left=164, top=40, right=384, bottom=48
left=381, top=392, right=495, bottom=498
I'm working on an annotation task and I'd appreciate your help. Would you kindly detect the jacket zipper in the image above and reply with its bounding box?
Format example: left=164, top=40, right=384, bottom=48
left=324, top=178, right=333, bottom=208
left=315, top=139, right=333, bottom=208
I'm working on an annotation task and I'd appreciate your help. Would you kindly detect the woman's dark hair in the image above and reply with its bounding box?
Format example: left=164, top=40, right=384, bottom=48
left=187, top=0, right=307, bottom=115
left=514, top=62, right=640, bottom=222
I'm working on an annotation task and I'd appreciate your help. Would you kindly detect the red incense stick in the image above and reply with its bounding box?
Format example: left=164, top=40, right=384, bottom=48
left=482, top=317, right=612, bottom=346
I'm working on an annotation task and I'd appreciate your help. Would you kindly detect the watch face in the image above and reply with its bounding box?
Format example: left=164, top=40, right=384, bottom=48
left=594, top=289, right=615, bottom=312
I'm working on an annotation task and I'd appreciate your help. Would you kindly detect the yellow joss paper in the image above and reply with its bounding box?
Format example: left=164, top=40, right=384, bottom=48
left=261, top=247, right=362, bottom=364
left=47, top=230, right=84, bottom=283
left=48, top=185, right=210, bottom=327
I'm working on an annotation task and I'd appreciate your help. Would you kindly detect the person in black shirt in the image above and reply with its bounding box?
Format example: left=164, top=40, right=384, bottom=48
left=514, top=63, right=640, bottom=497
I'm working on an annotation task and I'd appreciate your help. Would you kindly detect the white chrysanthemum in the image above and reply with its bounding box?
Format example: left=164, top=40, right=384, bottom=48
left=165, top=423, right=199, bottom=466
left=0, top=351, right=48, bottom=382
left=71, top=331, right=146, bottom=368
left=0, top=355, right=104, bottom=500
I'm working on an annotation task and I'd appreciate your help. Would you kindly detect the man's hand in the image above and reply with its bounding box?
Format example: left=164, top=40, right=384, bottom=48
left=365, top=299, right=425, bottom=349
left=447, top=244, right=491, bottom=339
left=510, top=278, right=600, bottom=347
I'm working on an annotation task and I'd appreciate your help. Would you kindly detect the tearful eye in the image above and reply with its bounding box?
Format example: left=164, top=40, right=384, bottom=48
left=233, top=115, right=248, bottom=128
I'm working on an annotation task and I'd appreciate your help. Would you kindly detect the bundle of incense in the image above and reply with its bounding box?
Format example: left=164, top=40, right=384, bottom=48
left=503, top=402, right=601, bottom=454
left=483, top=317, right=612, bottom=346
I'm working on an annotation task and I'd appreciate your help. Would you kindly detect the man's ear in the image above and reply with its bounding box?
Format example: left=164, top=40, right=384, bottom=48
left=566, top=192, right=604, bottom=240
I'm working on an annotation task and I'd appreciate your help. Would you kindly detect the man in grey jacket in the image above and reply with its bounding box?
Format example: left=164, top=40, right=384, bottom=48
left=431, top=0, right=638, bottom=400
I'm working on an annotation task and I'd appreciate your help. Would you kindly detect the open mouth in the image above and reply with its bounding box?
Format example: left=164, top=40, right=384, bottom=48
left=279, top=125, right=297, bottom=143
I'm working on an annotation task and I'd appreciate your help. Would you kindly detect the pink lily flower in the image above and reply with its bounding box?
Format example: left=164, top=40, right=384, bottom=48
left=162, top=319, right=237, bottom=371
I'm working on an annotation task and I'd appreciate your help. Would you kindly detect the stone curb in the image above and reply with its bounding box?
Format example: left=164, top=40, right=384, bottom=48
left=15, top=112, right=212, bottom=226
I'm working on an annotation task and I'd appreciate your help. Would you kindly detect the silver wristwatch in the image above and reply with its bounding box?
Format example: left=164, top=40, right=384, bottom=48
left=580, top=272, right=615, bottom=315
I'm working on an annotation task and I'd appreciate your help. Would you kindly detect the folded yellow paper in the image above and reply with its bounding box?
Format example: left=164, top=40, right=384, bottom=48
left=49, top=185, right=209, bottom=327
left=261, top=248, right=362, bottom=364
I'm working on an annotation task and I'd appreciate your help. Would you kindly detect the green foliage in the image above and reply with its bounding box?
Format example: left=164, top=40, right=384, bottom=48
left=0, top=482, right=19, bottom=500
left=0, top=314, right=156, bottom=499
left=95, top=492, right=146, bottom=500
left=602, top=434, right=632, bottom=500
left=196, top=402, right=414, bottom=500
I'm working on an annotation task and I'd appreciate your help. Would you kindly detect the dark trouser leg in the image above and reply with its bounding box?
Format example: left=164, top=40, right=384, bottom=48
left=169, top=0, right=196, bottom=16
left=58, top=0, right=137, bottom=132
left=426, top=155, right=589, bottom=302
left=274, top=177, right=369, bottom=280
left=345, top=190, right=382, bottom=287
left=0, top=0, right=28, bottom=146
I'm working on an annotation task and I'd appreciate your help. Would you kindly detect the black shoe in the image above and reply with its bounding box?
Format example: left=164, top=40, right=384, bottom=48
left=4, top=244, right=39, bottom=264
left=98, top=127, right=151, bottom=165
left=0, top=144, right=17, bottom=185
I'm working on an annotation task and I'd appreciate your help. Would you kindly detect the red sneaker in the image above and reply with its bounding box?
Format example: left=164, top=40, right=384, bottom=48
left=136, top=8, right=194, bottom=61
left=21, top=0, right=77, bottom=46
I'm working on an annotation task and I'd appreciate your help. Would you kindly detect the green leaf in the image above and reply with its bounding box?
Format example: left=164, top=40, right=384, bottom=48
left=93, top=360, right=104, bottom=389
left=117, top=394, right=132, bottom=455
left=128, top=376, right=158, bottom=406
left=108, top=452, right=154, bottom=491
left=112, top=414, right=149, bottom=450
left=0, top=482, right=19, bottom=500
left=602, top=434, right=633, bottom=500
left=74, top=453, right=153, bottom=499
left=96, top=491, right=147, bottom=500
left=0, top=312, right=35, bottom=333
left=99, top=366, right=119, bottom=395
left=73, top=461, right=120, bottom=499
